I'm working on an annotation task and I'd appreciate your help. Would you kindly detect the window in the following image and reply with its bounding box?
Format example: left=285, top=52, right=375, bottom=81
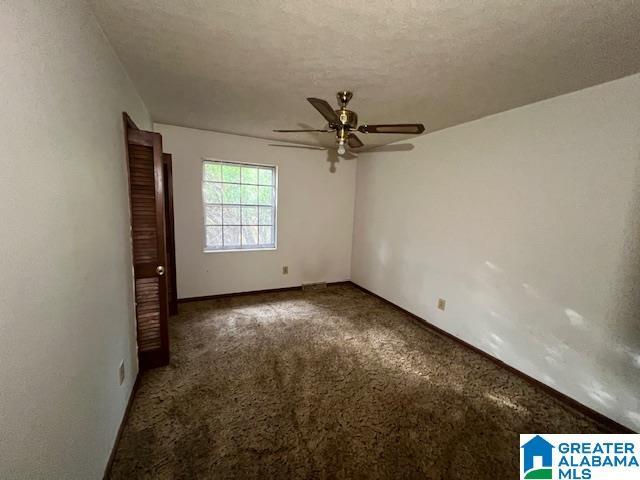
left=202, top=160, right=277, bottom=251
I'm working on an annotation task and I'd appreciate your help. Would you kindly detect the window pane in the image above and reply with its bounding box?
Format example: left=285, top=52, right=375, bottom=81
left=204, top=163, right=222, bottom=181
left=259, top=168, right=273, bottom=185
left=241, top=167, right=258, bottom=184
left=223, top=226, right=241, bottom=247
left=258, top=206, right=272, bottom=225
left=222, top=183, right=241, bottom=204
left=242, top=206, right=258, bottom=224
left=222, top=164, right=241, bottom=183
left=206, top=226, right=222, bottom=248
left=223, top=206, right=241, bottom=225
left=203, top=162, right=276, bottom=251
left=241, top=184, right=258, bottom=205
left=259, top=225, right=273, bottom=245
left=203, top=182, right=222, bottom=203
left=242, top=226, right=258, bottom=246
left=205, top=205, right=222, bottom=225
left=258, top=186, right=273, bottom=205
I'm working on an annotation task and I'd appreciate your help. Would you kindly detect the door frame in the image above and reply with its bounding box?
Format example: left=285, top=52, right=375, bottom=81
left=163, top=153, right=178, bottom=315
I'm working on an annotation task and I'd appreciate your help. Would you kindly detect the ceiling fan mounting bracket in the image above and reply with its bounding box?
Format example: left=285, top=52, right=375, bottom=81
left=337, top=90, right=353, bottom=108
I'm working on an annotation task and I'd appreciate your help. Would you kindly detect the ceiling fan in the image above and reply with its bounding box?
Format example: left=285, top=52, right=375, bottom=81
left=274, top=91, right=425, bottom=155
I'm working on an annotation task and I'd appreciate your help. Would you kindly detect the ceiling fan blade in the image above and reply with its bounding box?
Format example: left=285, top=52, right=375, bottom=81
left=268, top=143, right=327, bottom=150
left=358, top=124, right=425, bottom=134
left=362, top=143, right=414, bottom=153
left=273, top=129, right=331, bottom=132
left=347, top=133, right=364, bottom=148
left=307, top=98, right=339, bottom=124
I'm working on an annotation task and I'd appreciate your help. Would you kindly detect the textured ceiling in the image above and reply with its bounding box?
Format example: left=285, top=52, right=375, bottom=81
left=90, top=0, right=640, bottom=148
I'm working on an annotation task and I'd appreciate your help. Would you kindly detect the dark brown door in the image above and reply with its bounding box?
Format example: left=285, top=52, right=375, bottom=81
left=163, top=153, right=178, bottom=316
left=125, top=123, right=170, bottom=369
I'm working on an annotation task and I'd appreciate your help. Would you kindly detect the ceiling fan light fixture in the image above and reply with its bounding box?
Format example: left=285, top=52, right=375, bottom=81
left=337, top=138, right=346, bottom=155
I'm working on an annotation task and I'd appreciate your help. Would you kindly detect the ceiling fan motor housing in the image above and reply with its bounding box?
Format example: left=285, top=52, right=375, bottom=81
left=334, top=109, right=358, bottom=129
left=333, top=90, right=357, bottom=131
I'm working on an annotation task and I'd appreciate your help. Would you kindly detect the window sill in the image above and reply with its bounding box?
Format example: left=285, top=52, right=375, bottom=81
left=203, top=247, right=277, bottom=254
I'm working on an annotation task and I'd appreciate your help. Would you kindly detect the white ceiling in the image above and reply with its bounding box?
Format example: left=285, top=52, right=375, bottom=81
left=90, top=0, right=640, bottom=148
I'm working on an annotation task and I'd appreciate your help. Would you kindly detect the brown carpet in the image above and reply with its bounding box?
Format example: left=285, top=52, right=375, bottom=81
left=109, top=284, right=607, bottom=479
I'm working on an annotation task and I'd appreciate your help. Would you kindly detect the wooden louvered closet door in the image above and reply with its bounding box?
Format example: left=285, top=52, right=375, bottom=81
left=125, top=124, right=170, bottom=369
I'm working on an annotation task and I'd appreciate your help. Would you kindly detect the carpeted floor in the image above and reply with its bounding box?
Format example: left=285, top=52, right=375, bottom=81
left=109, top=284, right=607, bottom=479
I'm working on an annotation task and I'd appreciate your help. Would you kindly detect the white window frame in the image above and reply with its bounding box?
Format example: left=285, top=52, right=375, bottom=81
left=201, top=158, right=278, bottom=253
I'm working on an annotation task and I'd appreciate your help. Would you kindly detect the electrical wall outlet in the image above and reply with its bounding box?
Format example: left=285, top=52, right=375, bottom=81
left=437, top=298, right=446, bottom=311
left=118, top=360, right=125, bottom=385
left=282, top=265, right=288, bottom=275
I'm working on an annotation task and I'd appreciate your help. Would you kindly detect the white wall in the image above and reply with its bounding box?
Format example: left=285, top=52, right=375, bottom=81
left=0, top=1, right=150, bottom=478
left=154, top=124, right=356, bottom=298
left=352, top=73, right=640, bottom=430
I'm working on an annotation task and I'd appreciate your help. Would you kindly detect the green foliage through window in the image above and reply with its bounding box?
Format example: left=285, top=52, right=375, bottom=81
left=203, top=160, right=276, bottom=250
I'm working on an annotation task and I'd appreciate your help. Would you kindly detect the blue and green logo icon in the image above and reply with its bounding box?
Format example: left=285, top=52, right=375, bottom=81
left=521, top=435, right=554, bottom=479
